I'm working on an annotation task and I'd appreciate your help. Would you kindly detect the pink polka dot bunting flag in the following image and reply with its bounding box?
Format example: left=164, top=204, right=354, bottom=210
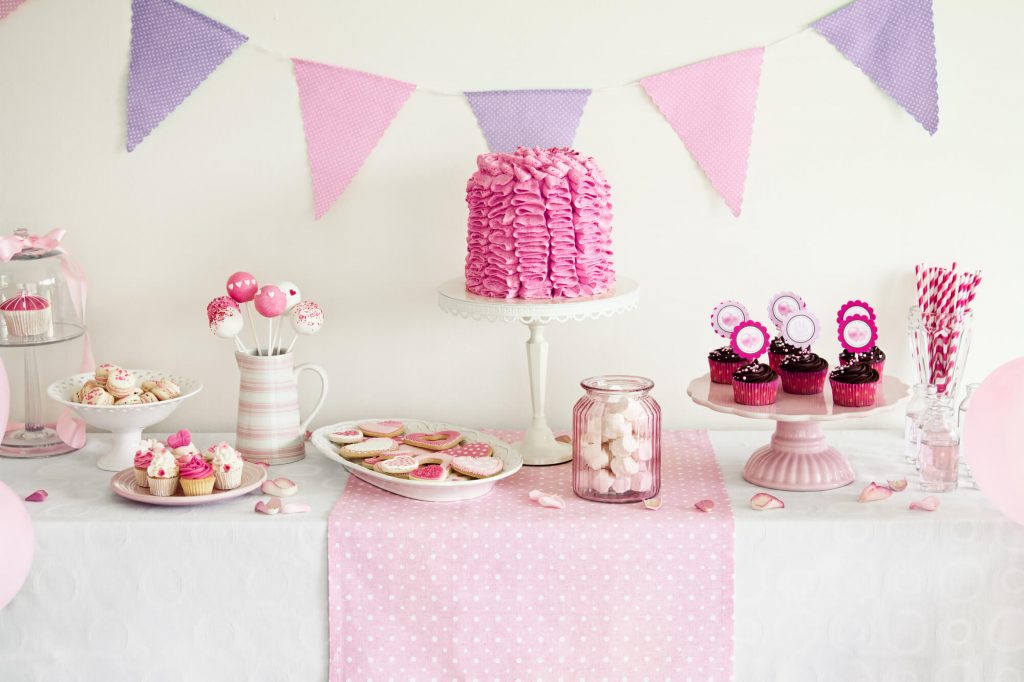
left=0, top=0, right=27, bottom=21
left=126, top=0, right=248, bottom=151
left=813, top=0, right=939, bottom=135
left=641, top=48, right=764, bottom=217
left=292, top=60, right=415, bottom=219
left=465, top=89, right=592, bottom=153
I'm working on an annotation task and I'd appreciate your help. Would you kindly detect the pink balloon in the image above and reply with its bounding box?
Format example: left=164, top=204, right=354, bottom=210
left=0, top=480, right=33, bottom=610
left=963, top=358, right=1024, bottom=526
left=226, top=271, right=258, bottom=303
left=253, top=285, right=286, bottom=318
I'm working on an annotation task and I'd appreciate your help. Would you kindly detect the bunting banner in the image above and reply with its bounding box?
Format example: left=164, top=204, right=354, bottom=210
left=641, top=49, right=764, bottom=217
left=465, top=89, right=592, bottom=153
left=126, top=0, right=247, bottom=151
left=0, top=0, right=26, bottom=21
left=292, top=60, right=415, bottom=219
left=813, top=0, right=939, bottom=135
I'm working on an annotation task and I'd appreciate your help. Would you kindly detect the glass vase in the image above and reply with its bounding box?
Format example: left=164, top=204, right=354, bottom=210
left=907, top=306, right=973, bottom=400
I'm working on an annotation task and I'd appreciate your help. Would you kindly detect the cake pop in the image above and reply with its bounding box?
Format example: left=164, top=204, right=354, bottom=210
left=210, top=305, right=246, bottom=352
left=272, top=282, right=302, bottom=350
left=206, top=295, right=238, bottom=322
left=286, top=300, right=323, bottom=354
left=226, top=272, right=258, bottom=303
left=254, top=285, right=286, bottom=355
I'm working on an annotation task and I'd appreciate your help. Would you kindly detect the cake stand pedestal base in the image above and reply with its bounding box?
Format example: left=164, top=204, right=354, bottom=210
left=742, top=421, right=855, bottom=492
left=0, top=426, right=77, bottom=458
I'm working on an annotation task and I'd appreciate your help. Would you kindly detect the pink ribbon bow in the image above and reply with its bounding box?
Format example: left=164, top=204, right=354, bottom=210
left=0, top=228, right=65, bottom=262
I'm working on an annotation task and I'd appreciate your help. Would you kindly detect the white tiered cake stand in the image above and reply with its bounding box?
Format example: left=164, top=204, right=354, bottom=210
left=687, top=374, right=910, bottom=491
left=438, top=277, right=639, bottom=466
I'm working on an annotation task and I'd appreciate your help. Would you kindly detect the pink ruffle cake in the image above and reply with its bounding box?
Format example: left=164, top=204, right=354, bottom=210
left=465, top=147, right=615, bottom=299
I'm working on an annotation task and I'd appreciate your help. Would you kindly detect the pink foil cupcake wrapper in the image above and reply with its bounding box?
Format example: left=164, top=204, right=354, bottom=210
left=134, top=468, right=150, bottom=488
left=780, top=368, right=828, bottom=395
left=768, top=352, right=786, bottom=373
left=709, top=358, right=745, bottom=384
left=732, top=377, right=780, bottom=406
left=830, top=379, right=879, bottom=407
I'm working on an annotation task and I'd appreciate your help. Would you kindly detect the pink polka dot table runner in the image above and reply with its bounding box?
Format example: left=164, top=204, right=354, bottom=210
left=327, top=429, right=734, bottom=680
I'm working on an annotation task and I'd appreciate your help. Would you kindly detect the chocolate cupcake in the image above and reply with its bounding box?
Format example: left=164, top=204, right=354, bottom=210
left=839, top=345, right=886, bottom=377
left=829, top=362, right=880, bottom=407
left=732, top=362, right=781, bottom=406
left=779, top=352, right=829, bottom=395
left=708, top=346, right=747, bottom=384
left=768, top=336, right=808, bottom=373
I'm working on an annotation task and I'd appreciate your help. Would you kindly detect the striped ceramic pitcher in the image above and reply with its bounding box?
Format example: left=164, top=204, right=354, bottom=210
left=235, top=350, right=328, bottom=465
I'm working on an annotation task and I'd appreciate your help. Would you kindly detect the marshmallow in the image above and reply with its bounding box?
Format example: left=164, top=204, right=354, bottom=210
left=630, top=471, right=653, bottom=492
left=582, top=443, right=609, bottom=471
left=608, top=433, right=639, bottom=459
left=605, top=397, right=630, bottom=414
left=601, top=413, right=629, bottom=441
left=637, top=442, right=654, bottom=461
left=610, top=455, right=639, bottom=477
left=591, top=469, right=614, bottom=494
left=611, top=475, right=632, bottom=494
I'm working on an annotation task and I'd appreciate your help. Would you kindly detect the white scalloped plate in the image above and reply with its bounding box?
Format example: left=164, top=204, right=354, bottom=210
left=110, top=462, right=267, bottom=506
left=311, top=419, right=522, bottom=502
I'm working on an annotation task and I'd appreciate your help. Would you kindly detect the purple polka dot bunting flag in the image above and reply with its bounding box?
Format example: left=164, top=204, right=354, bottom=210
left=465, top=89, right=592, bottom=152
left=813, top=0, right=939, bottom=135
left=0, top=0, right=27, bottom=21
left=126, top=0, right=247, bottom=151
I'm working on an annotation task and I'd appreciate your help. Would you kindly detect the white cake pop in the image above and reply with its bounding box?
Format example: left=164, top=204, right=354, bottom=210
left=210, top=306, right=246, bottom=352
left=276, top=281, right=302, bottom=312
left=290, top=301, right=323, bottom=335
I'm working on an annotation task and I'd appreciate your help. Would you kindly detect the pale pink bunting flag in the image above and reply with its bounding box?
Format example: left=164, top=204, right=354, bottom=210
left=0, top=0, right=27, bottom=20
left=641, top=48, right=764, bottom=216
left=292, top=59, right=415, bottom=219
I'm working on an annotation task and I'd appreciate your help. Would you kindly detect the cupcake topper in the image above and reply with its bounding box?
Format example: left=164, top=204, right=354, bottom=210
left=767, top=291, right=806, bottom=330
left=838, top=315, right=878, bottom=354
left=710, top=300, right=750, bottom=339
left=837, top=300, right=876, bottom=324
left=780, top=310, right=820, bottom=349
left=730, top=320, right=771, bottom=360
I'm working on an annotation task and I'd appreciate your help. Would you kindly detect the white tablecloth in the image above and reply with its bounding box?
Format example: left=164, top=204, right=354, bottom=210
left=1, top=430, right=1022, bottom=681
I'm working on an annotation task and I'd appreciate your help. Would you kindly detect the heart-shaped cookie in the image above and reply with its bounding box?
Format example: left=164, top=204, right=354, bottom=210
left=446, top=441, right=492, bottom=458
left=409, top=464, right=447, bottom=481
left=327, top=429, right=364, bottom=445
left=403, top=430, right=463, bottom=451
left=358, top=420, right=405, bottom=438
left=451, top=456, right=503, bottom=479
left=340, top=437, right=398, bottom=459
left=375, top=455, right=418, bottom=475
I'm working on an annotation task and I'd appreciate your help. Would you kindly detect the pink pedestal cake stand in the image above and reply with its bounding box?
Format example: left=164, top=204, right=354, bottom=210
left=687, top=374, right=910, bottom=491
left=438, top=277, right=639, bottom=466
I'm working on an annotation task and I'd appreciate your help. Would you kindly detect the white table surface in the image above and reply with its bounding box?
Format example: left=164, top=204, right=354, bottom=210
left=1, top=430, right=1022, bottom=681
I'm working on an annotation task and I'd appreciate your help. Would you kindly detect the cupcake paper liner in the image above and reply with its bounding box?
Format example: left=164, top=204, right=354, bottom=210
left=2, top=309, right=51, bottom=337
left=830, top=379, right=879, bottom=407
left=180, top=475, right=216, bottom=496
left=709, top=358, right=746, bottom=384
left=147, top=476, right=179, bottom=497
left=768, top=352, right=787, bottom=373
left=732, top=377, right=780, bottom=406
left=780, top=368, right=828, bottom=395
left=134, top=467, right=150, bottom=488
left=213, top=467, right=243, bottom=490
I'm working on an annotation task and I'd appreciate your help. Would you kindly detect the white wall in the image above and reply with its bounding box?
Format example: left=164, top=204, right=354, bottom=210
left=1, top=0, right=1021, bottom=434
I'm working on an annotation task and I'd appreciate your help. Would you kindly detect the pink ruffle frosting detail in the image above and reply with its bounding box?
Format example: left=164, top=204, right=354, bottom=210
left=178, top=455, right=214, bottom=480
left=465, top=147, right=614, bottom=299
left=0, top=294, right=49, bottom=311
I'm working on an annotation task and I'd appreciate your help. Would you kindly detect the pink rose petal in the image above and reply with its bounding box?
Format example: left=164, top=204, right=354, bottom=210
left=858, top=482, right=892, bottom=503
left=643, top=497, right=662, bottom=510
left=24, top=490, right=47, bottom=502
left=888, top=478, right=908, bottom=492
left=694, top=499, right=715, bottom=513
left=537, top=494, right=565, bottom=509
left=909, top=496, right=940, bottom=512
left=528, top=489, right=545, bottom=501
left=255, top=498, right=282, bottom=515
left=750, top=492, right=784, bottom=510
left=261, top=477, right=298, bottom=497
left=281, top=502, right=311, bottom=514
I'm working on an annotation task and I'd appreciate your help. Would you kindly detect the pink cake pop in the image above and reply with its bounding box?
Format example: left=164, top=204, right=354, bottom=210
left=254, top=285, right=286, bottom=317
left=226, top=272, right=258, bottom=303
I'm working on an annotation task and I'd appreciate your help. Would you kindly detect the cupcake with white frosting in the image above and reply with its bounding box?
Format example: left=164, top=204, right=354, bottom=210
left=208, top=442, right=244, bottom=490
left=147, top=444, right=179, bottom=497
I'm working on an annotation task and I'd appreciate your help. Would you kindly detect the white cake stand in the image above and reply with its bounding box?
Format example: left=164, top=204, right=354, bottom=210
left=438, top=277, right=640, bottom=466
left=687, top=374, right=909, bottom=491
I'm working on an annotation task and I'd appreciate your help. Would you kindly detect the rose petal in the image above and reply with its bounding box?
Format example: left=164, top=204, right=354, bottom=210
left=888, top=479, right=908, bottom=492
left=643, top=497, right=662, bottom=510
left=24, top=490, right=47, bottom=502
left=281, top=502, right=311, bottom=514
left=255, top=498, right=281, bottom=515
left=750, top=492, right=785, bottom=510
left=909, top=496, right=940, bottom=512
left=857, top=482, right=892, bottom=503
left=537, top=495, right=565, bottom=509
left=528, top=489, right=545, bottom=501
left=694, top=499, right=715, bottom=513
left=555, top=435, right=572, bottom=444
left=262, top=477, right=298, bottom=497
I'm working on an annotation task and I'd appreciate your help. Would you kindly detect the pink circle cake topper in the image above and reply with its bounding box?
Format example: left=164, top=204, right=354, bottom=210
left=710, top=300, right=750, bottom=339
left=838, top=315, right=878, bottom=353
left=780, top=310, right=820, bottom=349
left=730, top=320, right=771, bottom=360
left=837, top=300, right=876, bottom=324
left=767, top=291, right=806, bottom=330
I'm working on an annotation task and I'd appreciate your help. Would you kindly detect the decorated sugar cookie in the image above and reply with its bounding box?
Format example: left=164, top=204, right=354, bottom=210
left=374, top=455, right=419, bottom=476
left=451, top=456, right=503, bottom=479
left=409, top=464, right=447, bottom=481
left=327, top=429, right=364, bottom=445
left=357, top=420, right=405, bottom=438
left=403, top=430, right=464, bottom=451
left=339, top=437, right=399, bottom=459
left=446, top=441, right=492, bottom=458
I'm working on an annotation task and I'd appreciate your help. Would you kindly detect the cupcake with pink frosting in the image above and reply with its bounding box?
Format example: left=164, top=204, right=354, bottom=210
left=0, top=292, right=51, bottom=336
left=178, top=455, right=215, bottom=496
left=133, top=438, right=160, bottom=487
left=208, top=442, right=244, bottom=490
left=147, top=445, right=179, bottom=497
